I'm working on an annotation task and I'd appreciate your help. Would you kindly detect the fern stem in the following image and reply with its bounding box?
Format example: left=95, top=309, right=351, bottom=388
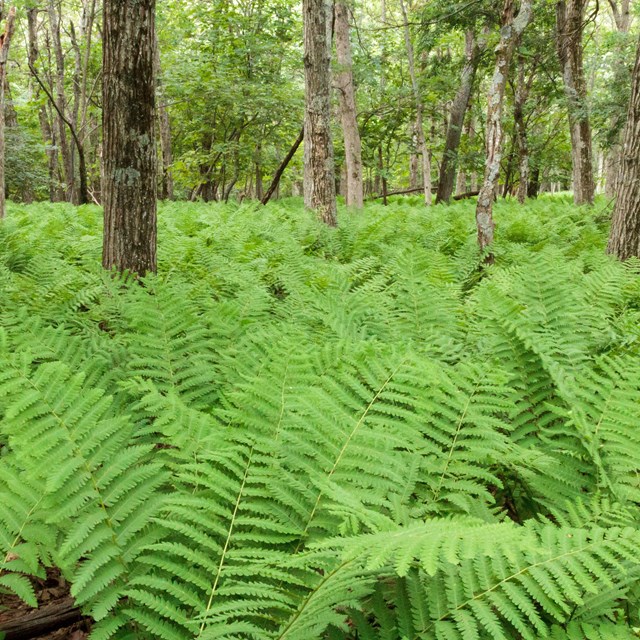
left=196, top=445, right=255, bottom=638
left=295, top=361, right=405, bottom=552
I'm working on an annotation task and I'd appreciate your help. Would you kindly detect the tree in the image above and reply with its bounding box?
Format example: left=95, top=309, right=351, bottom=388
left=436, top=29, right=486, bottom=204
left=0, top=4, right=15, bottom=220
left=102, top=0, right=158, bottom=276
left=400, top=0, right=431, bottom=205
left=475, top=0, right=533, bottom=255
left=303, top=0, right=337, bottom=225
left=607, top=36, right=640, bottom=260
left=556, top=0, right=595, bottom=205
left=335, top=1, right=363, bottom=209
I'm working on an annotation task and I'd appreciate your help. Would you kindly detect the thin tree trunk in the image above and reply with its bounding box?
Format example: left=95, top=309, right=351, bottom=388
left=400, top=0, right=431, bottom=205
left=303, top=0, right=337, bottom=225
left=607, top=36, right=640, bottom=259
left=528, top=165, right=540, bottom=198
left=476, top=0, right=533, bottom=256
left=334, top=1, right=363, bottom=209
left=436, top=30, right=484, bottom=203
left=607, top=0, right=631, bottom=32
left=102, top=0, right=157, bottom=276
left=155, top=34, right=174, bottom=200
left=262, top=127, right=304, bottom=205
left=0, top=5, right=16, bottom=219
left=255, top=143, right=263, bottom=201
left=29, top=63, right=89, bottom=205
left=514, top=54, right=537, bottom=204
left=557, top=0, right=595, bottom=205
left=409, top=123, right=420, bottom=189
left=378, top=145, right=388, bottom=205
left=27, top=8, right=57, bottom=201
left=48, top=0, right=75, bottom=203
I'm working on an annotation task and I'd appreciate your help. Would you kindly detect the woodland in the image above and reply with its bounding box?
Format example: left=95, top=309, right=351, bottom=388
left=1, top=0, right=640, bottom=639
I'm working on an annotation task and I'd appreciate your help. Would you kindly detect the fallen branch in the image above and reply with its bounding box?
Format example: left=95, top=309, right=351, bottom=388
left=368, top=187, right=480, bottom=201
left=0, top=597, right=84, bottom=640
left=261, top=127, right=304, bottom=205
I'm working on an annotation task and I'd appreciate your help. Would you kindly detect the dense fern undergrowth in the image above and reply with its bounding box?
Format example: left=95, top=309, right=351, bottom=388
left=1, top=195, right=640, bottom=639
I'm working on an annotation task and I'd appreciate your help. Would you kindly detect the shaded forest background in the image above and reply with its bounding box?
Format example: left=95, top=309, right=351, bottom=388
left=1, top=0, right=636, bottom=207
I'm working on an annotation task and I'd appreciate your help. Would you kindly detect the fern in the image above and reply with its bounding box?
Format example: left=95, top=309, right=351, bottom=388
left=1, top=198, right=639, bottom=639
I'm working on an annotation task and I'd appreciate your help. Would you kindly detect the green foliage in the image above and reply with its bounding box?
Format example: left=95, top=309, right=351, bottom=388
left=1, top=197, right=640, bottom=638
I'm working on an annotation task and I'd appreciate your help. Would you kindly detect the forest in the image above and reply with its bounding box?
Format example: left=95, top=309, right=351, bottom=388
left=1, top=0, right=640, bottom=638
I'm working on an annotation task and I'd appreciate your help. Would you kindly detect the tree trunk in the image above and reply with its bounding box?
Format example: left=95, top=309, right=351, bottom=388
left=607, top=36, right=640, bottom=260
left=27, top=8, right=57, bottom=201
left=334, top=2, right=363, bottom=209
left=102, top=0, right=157, bottom=276
left=607, top=0, right=631, bottom=32
left=0, top=5, right=15, bottom=219
left=155, top=34, right=174, bottom=201
left=255, top=143, right=264, bottom=201
left=48, top=0, right=75, bottom=203
left=378, top=144, right=388, bottom=205
left=409, top=125, right=420, bottom=189
left=557, top=0, right=595, bottom=205
left=436, top=30, right=484, bottom=204
left=400, top=0, right=431, bottom=205
left=514, top=54, right=537, bottom=204
left=303, top=0, right=337, bottom=226
left=476, top=0, right=533, bottom=255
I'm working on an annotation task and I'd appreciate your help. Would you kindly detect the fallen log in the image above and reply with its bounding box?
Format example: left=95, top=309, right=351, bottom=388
left=368, top=188, right=480, bottom=201
left=0, top=597, right=83, bottom=640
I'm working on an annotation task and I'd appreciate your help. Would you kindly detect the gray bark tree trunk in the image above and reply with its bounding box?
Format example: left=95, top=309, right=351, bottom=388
left=102, top=0, right=157, bottom=276
left=557, top=0, right=595, bottom=205
left=400, top=0, right=431, bottom=205
left=0, top=5, right=15, bottom=219
left=604, top=0, right=631, bottom=199
left=476, top=0, right=533, bottom=255
left=302, top=0, right=338, bottom=227
left=607, top=36, right=640, bottom=260
left=436, top=30, right=484, bottom=204
left=607, top=0, right=631, bottom=32
left=303, top=0, right=337, bottom=225
left=334, top=1, right=363, bottom=209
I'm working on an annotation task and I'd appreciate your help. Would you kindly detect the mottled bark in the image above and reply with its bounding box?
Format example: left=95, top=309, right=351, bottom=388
left=436, top=30, right=484, bottom=204
left=476, top=0, right=533, bottom=255
left=303, top=0, right=336, bottom=225
left=0, top=5, right=15, bottom=219
left=604, top=0, right=631, bottom=198
left=102, top=0, right=157, bottom=276
left=334, top=1, right=363, bottom=209
left=557, top=0, right=595, bottom=205
left=400, top=0, right=431, bottom=205
left=607, top=37, right=640, bottom=260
